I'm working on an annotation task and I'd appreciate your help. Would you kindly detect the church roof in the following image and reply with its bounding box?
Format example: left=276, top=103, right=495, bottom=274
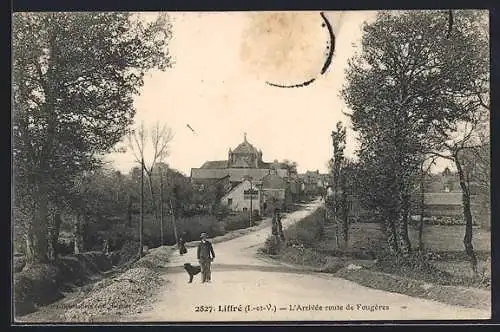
left=231, top=159, right=251, bottom=168
left=201, top=160, right=228, bottom=169
left=233, top=134, right=259, bottom=154
left=191, top=168, right=274, bottom=182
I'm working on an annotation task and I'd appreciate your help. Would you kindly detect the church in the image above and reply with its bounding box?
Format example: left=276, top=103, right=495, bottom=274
left=191, top=133, right=289, bottom=187
left=190, top=134, right=292, bottom=213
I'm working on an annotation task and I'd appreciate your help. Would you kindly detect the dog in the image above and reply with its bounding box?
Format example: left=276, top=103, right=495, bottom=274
left=184, top=263, right=201, bottom=283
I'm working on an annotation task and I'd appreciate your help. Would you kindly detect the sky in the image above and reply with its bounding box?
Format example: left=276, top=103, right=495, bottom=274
left=106, top=11, right=447, bottom=177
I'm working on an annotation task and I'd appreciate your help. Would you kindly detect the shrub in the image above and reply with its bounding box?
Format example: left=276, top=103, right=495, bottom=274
left=117, top=241, right=140, bottom=265
left=374, top=248, right=457, bottom=285
left=177, top=215, right=220, bottom=241
left=14, top=263, right=65, bottom=316
left=14, top=254, right=26, bottom=273
left=262, top=207, right=326, bottom=257
left=280, top=246, right=327, bottom=267
left=209, top=221, right=226, bottom=237
left=283, top=207, right=325, bottom=247
left=262, top=236, right=284, bottom=255
left=223, top=213, right=252, bottom=231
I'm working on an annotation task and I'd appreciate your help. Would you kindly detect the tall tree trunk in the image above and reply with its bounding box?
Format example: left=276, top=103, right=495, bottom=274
left=384, top=209, right=399, bottom=254
left=170, top=200, right=178, bottom=245
left=47, top=210, right=62, bottom=261
left=398, top=194, right=412, bottom=257
left=455, top=155, right=478, bottom=274
left=160, top=170, right=164, bottom=246
left=127, top=194, right=132, bottom=227
left=73, top=214, right=84, bottom=254
left=25, top=185, right=50, bottom=264
left=340, top=174, right=349, bottom=249
left=147, top=173, right=158, bottom=222
left=139, top=158, right=144, bottom=257
left=418, top=170, right=425, bottom=250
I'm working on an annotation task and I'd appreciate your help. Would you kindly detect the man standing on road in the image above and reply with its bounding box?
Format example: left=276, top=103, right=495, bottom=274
left=272, top=208, right=285, bottom=241
left=197, top=232, right=215, bottom=283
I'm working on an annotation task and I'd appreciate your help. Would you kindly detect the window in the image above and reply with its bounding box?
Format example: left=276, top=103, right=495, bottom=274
left=243, top=207, right=248, bottom=212
left=228, top=198, right=233, bottom=206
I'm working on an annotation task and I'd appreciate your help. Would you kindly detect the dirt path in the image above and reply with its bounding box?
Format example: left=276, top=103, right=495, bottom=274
left=127, top=199, right=489, bottom=322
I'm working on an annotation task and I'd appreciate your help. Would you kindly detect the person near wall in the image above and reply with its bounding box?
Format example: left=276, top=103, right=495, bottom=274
left=197, top=232, right=215, bottom=283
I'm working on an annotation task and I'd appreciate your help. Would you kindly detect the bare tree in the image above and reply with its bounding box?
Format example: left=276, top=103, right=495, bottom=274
left=127, top=122, right=174, bottom=217
left=431, top=118, right=487, bottom=274
left=127, top=121, right=174, bottom=253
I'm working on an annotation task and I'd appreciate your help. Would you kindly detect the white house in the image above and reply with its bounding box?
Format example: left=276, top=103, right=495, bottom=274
left=220, top=180, right=261, bottom=214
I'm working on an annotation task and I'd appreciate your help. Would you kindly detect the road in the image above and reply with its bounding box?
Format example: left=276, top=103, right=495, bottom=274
left=130, top=199, right=490, bottom=322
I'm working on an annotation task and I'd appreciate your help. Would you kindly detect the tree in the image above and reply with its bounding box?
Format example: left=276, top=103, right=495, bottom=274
left=416, top=156, right=438, bottom=250
left=126, top=121, right=174, bottom=221
left=330, top=122, right=347, bottom=249
left=341, top=10, right=488, bottom=259
left=427, top=12, right=489, bottom=272
left=338, top=158, right=358, bottom=249
left=431, top=120, right=488, bottom=273
left=469, top=137, right=490, bottom=230
left=12, top=12, right=172, bottom=263
left=281, top=159, right=298, bottom=176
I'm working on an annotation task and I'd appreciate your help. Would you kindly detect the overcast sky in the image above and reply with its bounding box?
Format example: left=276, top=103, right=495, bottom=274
left=107, top=11, right=382, bottom=176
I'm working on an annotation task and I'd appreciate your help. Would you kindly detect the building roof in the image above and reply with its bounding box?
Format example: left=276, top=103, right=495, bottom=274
left=424, top=192, right=463, bottom=206
left=191, top=168, right=284, bottom=182
left=231, top=159, right=252, bottom=168
left=191, top=168, right=230, bottom=180
left=233, top=134, right=259, bottom=154
left=201, top=160, right=228, bottom=169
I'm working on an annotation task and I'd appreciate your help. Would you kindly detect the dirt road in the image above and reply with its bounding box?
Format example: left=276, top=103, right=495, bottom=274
left=130, top=199, right=490, bottom=322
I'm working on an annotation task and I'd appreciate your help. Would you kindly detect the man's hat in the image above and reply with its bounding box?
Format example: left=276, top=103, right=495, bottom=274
left=200, top=232, right=207, bottom=238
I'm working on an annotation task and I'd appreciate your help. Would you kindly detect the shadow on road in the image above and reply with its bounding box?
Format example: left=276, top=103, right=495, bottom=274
left=161, top=263, right=317, bottom=276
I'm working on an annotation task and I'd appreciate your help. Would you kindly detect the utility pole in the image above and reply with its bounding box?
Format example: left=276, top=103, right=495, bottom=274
left=170, top=200, right=178, bottom=245
left=160, top=167, right=164, bottom=247
left=243, top=176, right=253, bottom=227
left=139, top=157, right=144, bottom=257
left=250, top=178, right=253, bottom=227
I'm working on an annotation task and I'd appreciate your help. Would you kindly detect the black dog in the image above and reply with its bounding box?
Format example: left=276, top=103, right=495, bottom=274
left=184, top=263, right=201, bottom=283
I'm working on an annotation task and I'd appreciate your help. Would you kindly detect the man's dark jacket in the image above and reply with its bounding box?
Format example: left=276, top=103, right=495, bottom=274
left=197, top=240, right=215, bottom=261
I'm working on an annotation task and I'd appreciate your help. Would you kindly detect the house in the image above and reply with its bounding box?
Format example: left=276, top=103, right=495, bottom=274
left=300, top=170, right=329, bottom=196
left=260, top=171, right=289, bottom=214
left=220, top=180, right=261, bottom=214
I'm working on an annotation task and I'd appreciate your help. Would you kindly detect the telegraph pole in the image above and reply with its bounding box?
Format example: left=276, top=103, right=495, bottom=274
left=139, top=157, right=144, bottom=257
left=249, top=178, right=253, bottom=227
left=170, top=200, right=178, bottom=245
left=159, top=167, right=164, bottom=246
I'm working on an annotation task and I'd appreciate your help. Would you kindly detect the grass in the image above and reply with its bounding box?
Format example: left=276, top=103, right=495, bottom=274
left=408, top=224, right=491, bottom=251
left=261, top=209, right=491, bottom=309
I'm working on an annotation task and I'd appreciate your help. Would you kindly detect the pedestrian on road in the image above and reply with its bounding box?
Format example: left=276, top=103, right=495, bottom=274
left=272, top=208, right=285, bottom=241
left=197, top=232, right=215, bottom=283
left=178, top=236, right=187, bottom=255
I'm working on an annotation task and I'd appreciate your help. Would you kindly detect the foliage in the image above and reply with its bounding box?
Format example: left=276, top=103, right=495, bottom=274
left=341, top=10, right=488, bottom=261
left=263, top=207, right=325, bottom=255
left=223, top=212, right=254, bottom=231
left=280, top=159, right=298, bottom=175
left=12, top=12, right=172, bottom=263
